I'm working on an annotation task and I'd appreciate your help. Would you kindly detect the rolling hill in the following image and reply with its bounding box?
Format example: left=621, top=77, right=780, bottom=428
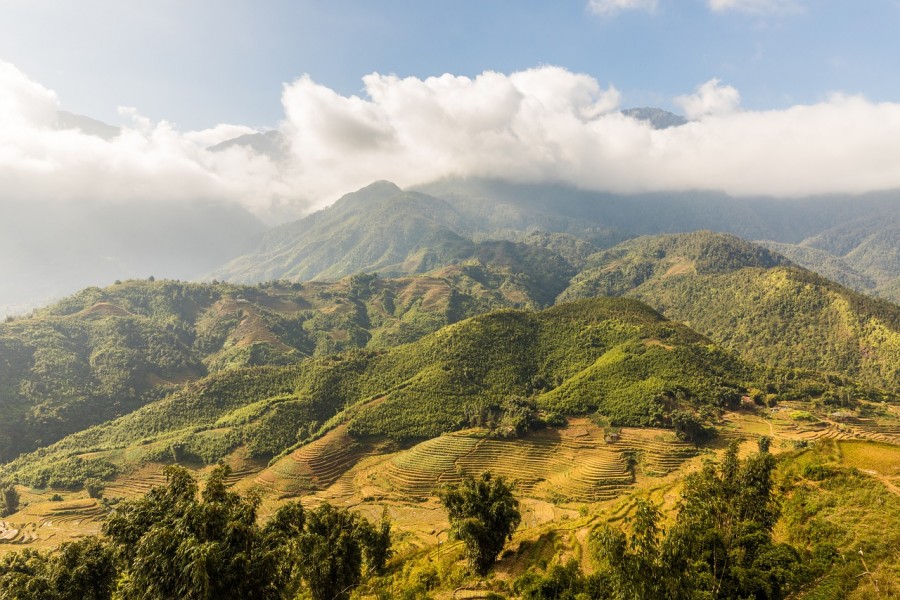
left=560, top=231, right=900, bottom=392
left=1, top=296, right=753, bottom=488
left=5, top=227, right=898, bottom=464
left=0, top=250, right=591, bottom=463
left=757, top=211, right=900, bottom=303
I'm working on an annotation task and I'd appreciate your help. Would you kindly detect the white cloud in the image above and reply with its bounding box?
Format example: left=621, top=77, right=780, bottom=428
left=588, top=0, right=658, bottom=16
left=3, top=60, right=900, bottom=225
left=674, top=78, right=741, bottom=119
left=707, top=0, right=803, bottom=15
left=0, top=61, right=59, bottom=128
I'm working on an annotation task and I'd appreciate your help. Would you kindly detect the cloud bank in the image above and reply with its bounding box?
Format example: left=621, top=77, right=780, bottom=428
left=3, top=60, right=900, bottom=224
left=674, top=79, right=741, bottom=119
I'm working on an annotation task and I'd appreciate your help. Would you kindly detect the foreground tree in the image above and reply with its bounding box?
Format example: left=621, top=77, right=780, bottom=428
left=439, top=471, right=521, bottom=575
left=0, top=537, right=117, bottom=600
left=593, top=438, right=809, bottom=600
left=103, top=464, right=288, bottom=600
left=296, top=503, right=392, bottom=600
left=101, top=464, right=390, bottom=600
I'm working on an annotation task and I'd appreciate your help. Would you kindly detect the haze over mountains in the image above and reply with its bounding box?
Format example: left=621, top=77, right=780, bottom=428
left=3, top=116, right=899, bottom=600
left=4, top=169, right=899, bottom=317
left=3, top=56, right=900, bottom=315
left=210, top=178, right=900, bottom=304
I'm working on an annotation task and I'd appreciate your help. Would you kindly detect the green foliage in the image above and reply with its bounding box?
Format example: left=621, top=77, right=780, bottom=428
left=439, top=472, right=522, bottom=575
left=562, top=231, right=789, bottom=300
left=84, top=477, right=104, bottom=499
left=103, top=465, right=292, bottom=599
left=669, top=409, right=714, bottom=443
left=0, top=537, right=117, bottom=600
left=349, top=299, right=747, bottom=441
left=0, top=310, right=203, bottom=462
left=779, top=441, right=900, bottom=597
left=295, top=503, right=393, bottom=600
left=94, top=464, right=391, bottom=600
left=593, top=499, right=689, bottom=599
left=0, top=261, right=541, bottom=462
left=16, top=456, right=117, bottom=490
left=514, top=559, right=607, bottom=599
left=560, top=232, right=900, bottom=392
left=3, top=297, right=755, bottom=484
left=0, top=482, right=19, bottom=516
left=591, top=439, right=815, bottom=599
left=244, top=399, right=312, bottom=458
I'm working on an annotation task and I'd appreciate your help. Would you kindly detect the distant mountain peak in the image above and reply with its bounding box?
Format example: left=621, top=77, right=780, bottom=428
left=54, top=110, right=121, bottom=140
left=621, top=107, right=688, bottom=129
left=207, top=130, right=288, bottom=161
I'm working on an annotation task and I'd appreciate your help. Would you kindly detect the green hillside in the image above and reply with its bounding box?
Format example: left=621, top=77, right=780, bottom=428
left=210, top=180, right=900, bottom=307
left=1, top=297, right=755, bottom=488
left=211, top=181, right=477, bottom=283
left=757, top=241, right=877, bottom=293
left=561, top=232, right=900, bottom=392
left=5, top=228, right=897, bottom=464
left=758, top=213, right=900, bottom=303
left=0, top=299, right=204, bottom=463
left=0, top=267, right=554, bottom=462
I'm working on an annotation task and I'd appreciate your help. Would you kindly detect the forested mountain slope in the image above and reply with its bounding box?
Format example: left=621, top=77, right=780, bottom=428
left=0, top=250, right=582, bottom=462
left=1, top=297, right=754, bottom=488
left=210, top=179, right=899, bottom=307
left=561, top=232, right=900, bottom=391
left=4, top=229, right=898, bottom=463
left=758, top=211, right=900, bottom=303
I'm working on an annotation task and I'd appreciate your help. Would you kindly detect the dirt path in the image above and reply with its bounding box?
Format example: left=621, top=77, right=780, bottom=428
left=860, top=469, right=900, bottom=496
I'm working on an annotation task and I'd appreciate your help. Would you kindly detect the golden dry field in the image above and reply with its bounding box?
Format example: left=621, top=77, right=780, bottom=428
left=3, top=402, right=898, bottom=568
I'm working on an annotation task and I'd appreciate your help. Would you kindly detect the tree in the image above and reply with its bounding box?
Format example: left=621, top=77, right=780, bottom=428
left=438, top=471, right=521, bottom=575
left=0, top=538, right=117, bottom=600
left=592, top=437, right=808, bottom=599
left=5, top=465, right=390, bottom=600
left=103, top=465, right=291, bottom=600
left=593, top=498, right=695, bottom=600
left=84, top=477, right=104, bottom=499
left=514, top=558, right=605, bottom=599
left=295, top=502, right=392, bottom=600
left=44, top=537, right=118, bottom=600
left=1, top=482, right=19, bottom=517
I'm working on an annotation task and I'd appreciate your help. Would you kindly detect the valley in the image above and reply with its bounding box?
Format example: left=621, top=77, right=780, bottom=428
left=0, top=181, right=898, bottom=598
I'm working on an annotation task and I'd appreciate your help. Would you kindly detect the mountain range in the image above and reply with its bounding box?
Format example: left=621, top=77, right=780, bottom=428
left=210, top=179, right=900, bottom=305
left=2, top=172, right=899, bottom=597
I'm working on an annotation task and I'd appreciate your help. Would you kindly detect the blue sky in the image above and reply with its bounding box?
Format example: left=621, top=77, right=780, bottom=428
left=2, top=0, right=899, bottom=129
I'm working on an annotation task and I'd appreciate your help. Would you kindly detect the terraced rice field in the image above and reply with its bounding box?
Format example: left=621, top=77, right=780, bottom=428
left=103, top=464, right=171, bottom=499
left=376, top=420, right=697, bottom=503
left=838, top=440, right=900, bottom=477
left=1, top=496, right=107, bottom=550
left=252, top=425, right=382, bottom=497
left=4, top=402, right=898, bottom=555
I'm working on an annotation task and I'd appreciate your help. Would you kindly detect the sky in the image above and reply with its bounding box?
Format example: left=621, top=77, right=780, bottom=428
left=2, top=0, right=900, bottom=129
left=2, top=0, right=900, bottom=221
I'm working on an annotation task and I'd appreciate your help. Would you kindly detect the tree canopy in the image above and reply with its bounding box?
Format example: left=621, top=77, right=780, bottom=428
left=591, top=438, right=815, bottom=600
left=0, top=464, right=393, bottom=600
left=438, top=471, right=521, bottom=575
